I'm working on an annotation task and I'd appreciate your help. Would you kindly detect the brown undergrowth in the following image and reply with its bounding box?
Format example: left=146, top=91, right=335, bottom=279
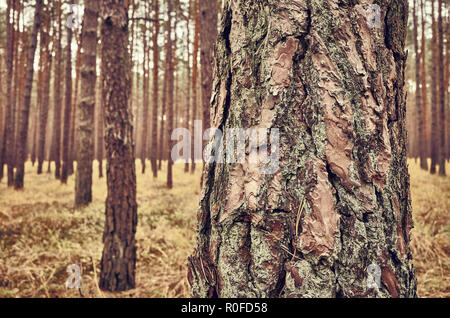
left=0, top=160, right=448, bottom=297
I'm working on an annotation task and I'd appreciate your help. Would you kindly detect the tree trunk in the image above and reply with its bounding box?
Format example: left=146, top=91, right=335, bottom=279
left=199, top=0, right=218, bottom=161
left=75, top=0, right=99, bottom=207
left=140, top=2, right=149, bottom=174
left=14, top=0, right=42, bottom=189
left=61, top=1, right=74, bottom=184
left=437, top=0, right=446, bottom=176
left=37, top=8, right=52, bottom=175
left=167, top=0, right=174, bottom=189
left=99, top=0, right=137, bottom=292
left=159, top=30, right=169, bottom=170
left=188, top=0, right=417, bottom=298
left=430, top=0, right=439, bottom=174
left=419, top=0, right=428, bottom=171
left=151, top=0, right=160, bottom=178
left=52, top=0, right=63, bottom=179
left=190, top=0, right=199, bottom=173
left=184, top=0, right=192, bottom=173
left=3, top=0, right=16, bottom=186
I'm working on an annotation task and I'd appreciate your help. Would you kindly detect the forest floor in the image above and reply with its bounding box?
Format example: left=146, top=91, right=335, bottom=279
left=0, top=160, right=448, bottom=298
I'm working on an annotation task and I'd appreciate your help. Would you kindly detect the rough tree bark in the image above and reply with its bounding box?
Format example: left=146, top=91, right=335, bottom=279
left=74, top=0, right=99, bottom=207
left=199, top=0, right=218, bottom=160
left=14, top=0, right=42, bottom=189
left=98, top=0, right=137, bottom=292
left=188, top=0, right=417, bottom=298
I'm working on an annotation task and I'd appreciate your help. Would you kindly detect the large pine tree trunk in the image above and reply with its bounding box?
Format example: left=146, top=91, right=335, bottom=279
left=188, top=0, right=417, bottom=298
left=74, top=0, right=99, bottom=207
left=14, top=0, right=42, bottom=189
left=99, top=0, right=137, bottom=292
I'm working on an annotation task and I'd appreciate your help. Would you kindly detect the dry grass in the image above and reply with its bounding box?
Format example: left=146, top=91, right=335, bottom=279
left=0, top=159, right=448, bottom=298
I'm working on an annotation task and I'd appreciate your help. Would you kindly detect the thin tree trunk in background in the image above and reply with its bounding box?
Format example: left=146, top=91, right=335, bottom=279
left=167, top=0, right=174, bottom=189
left=37, top=8, right=52, bottom=175
left=151, top=0, right=159, bottom=178
left=419, top=0, right=428, bottom=171
left=140, top=2, right=149, bottom=174
left=11, top=1, right=21, bottom=176
left=75, top=0, right=99, bottom=208
left=99, top=0, right=137, bottom=292
left=188, top=0, right=417, bottom=298
left=430, top=0, right=439, bottom=174
left=437, top=0, right=446, bottom=176
left=14, top=0, right=42, bottom=189
left=61, top=1, right=74, bottom=184
left=97, top=64, right=104, bottom=179
left=52, top=0, right=63, bottom=179
left=199, top=0, right=218, bottom=164
left=159, top=30, right=169, bottom=170
left=184, top=0, right=191, bottom=173
left=190, top=0, right=199, bottom=173
left=3, top=0, right=16, bottom=186
left=70, top=29, right=83, bottom=176
left=413, top=1, right=423, bottom=166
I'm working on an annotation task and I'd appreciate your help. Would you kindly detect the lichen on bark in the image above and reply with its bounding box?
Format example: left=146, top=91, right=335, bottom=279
left=188, top=0, right=417, bottom=298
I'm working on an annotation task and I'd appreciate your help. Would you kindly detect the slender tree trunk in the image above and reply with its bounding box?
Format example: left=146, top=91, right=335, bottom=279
left=188, top=0, right=417, bottom=298
left=419, top=0, right=428, bottom=170
left=61, top=1, right=74, bottom=184
left=99, top=0, right=137, bottom=292
left=37, top=8, right=52, bottom=175
left=4, top=0, right=16, bottom=186
left=75, top=0, right=99, bottom=207
left=52, top=0, right=63, bottom=179
left=437, top=0, right=446, bottom=176
left=97, top=64, right=104, bottom=179
left=184, top=0, right=192, bottom=173
left=430, top=0, right=439, bottom=174
left=159, top=31, right=169, bottom=170
left=14, top=0, right=42, bottom=189
left=413, top=1, right=423, bottom=169
left=151, top=0, right=160, bottom=178
left=190, top=0, right=199, bottom=173
left=167, top=0, right=174, bottom=189
left=199, top=0, right=218, bottom=163
left=141, top=3, right=149, bottom=174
